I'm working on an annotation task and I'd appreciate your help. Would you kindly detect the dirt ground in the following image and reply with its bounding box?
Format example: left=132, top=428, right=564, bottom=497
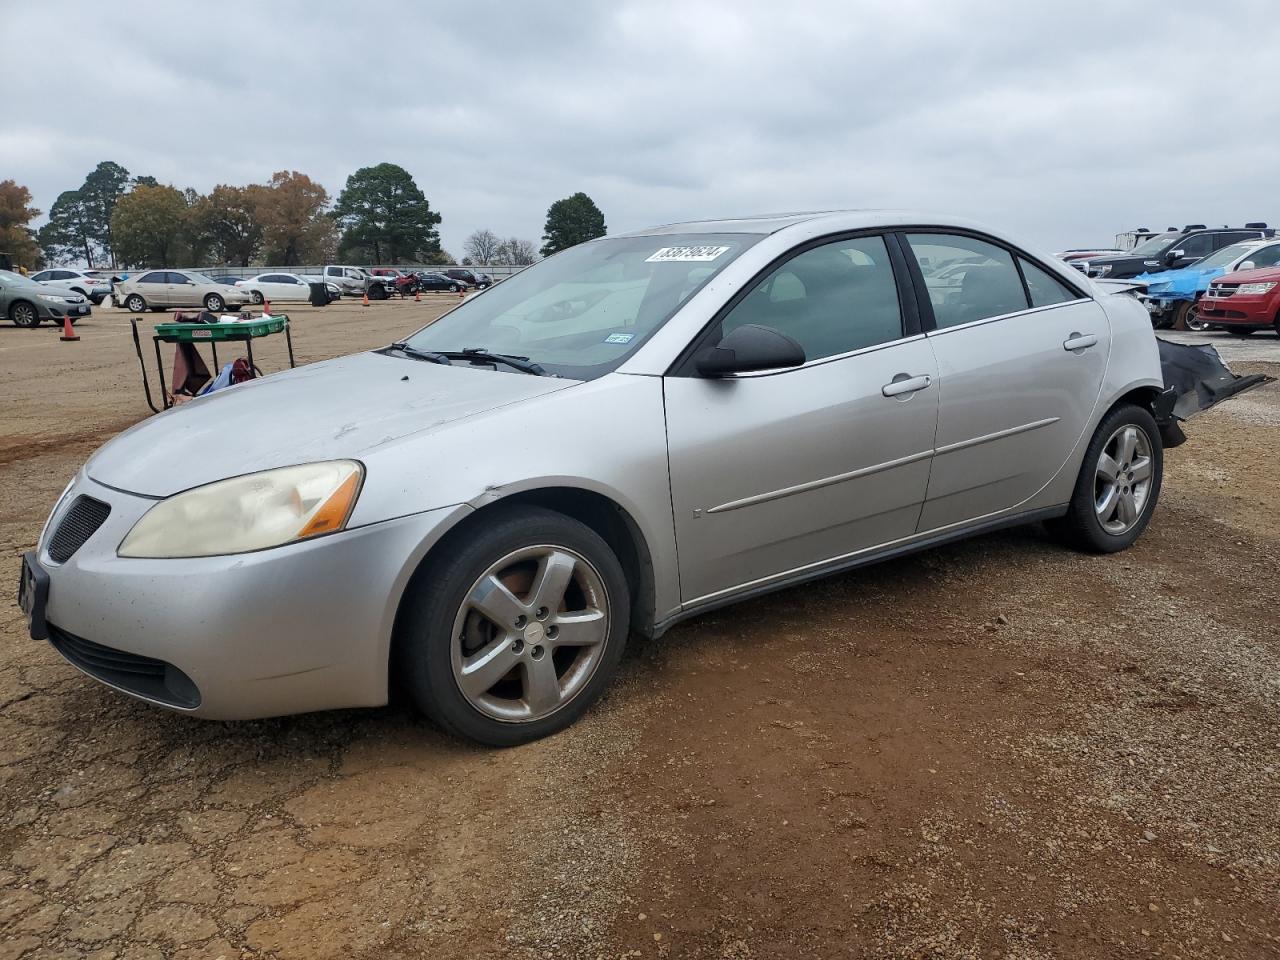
left=1, top=300, right=1278, bottom=960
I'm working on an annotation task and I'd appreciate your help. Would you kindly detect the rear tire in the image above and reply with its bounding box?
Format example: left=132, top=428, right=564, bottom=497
left=124, top=294, right=146, bottom=313
left=1050, top=404, right=1162, bottom=553
left=10, top=301, right=39, bottom=328
left=251, top=290, right=264, bottom=305
left=396, top=505, right=631, bottom=746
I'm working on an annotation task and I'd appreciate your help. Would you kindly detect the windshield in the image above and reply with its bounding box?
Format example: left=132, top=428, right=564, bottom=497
left=402, top=233, right=760, bottom=379
left=1128, top=232, right=1180, bottom=257
left=1195, top=242, right=1257, bottom=270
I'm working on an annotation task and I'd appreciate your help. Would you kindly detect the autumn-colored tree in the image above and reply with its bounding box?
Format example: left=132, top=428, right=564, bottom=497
left=111, top=184, right=190, bottom=268
left=252, top=171, right=337, bottom=266
left=0, top=180, right=43, bottom=270
left=189, top=185, right=263, bottom=266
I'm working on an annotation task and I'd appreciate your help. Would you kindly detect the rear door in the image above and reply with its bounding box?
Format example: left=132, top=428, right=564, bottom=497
left=664, top=233, right=940, bottom=604
left=900, top=231, right=1110, bottom=531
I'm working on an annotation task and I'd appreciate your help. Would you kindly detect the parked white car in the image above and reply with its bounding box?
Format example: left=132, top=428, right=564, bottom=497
left=235, top=273, right=320, bottom=304
left=29, top=268, right=113, bottom=305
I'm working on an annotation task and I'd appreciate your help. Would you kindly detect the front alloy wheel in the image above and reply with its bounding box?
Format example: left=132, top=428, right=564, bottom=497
left=10, top=301, right=39, bottom=328
left=398, top=505, right=630, bottom=745
left=452, top=545, right=610, bottom=722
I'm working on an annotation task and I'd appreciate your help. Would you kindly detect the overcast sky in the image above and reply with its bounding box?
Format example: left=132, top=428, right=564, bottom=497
left=5, top=0, right=1279, bottom=259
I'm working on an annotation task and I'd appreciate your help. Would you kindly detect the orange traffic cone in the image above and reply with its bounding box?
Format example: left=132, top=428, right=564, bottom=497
left=457, top=286, right=465, bottom=298
left=263, top=298, right=271, bottom=316
left=414, top=288, right=421, bottom=302
left=362, top=290, right=370, bottom=307
left=59, top=316, right=80, bottom=342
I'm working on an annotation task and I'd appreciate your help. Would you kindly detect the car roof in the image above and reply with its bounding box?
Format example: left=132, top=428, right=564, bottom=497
left=611, top=209, right=998, bottom=238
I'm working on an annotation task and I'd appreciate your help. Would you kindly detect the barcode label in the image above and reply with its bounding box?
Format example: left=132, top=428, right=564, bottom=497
left=646, top=245, right=730, bottom=263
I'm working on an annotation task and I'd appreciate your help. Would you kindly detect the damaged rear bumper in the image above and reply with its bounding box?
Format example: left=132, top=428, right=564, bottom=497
left=1155, top=337, right=1273, bottom=447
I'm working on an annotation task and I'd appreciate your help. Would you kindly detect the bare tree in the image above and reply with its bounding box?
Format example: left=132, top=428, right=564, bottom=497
left=463, top=228, right=501, bottom=265
left=495, top=236, right=538, bottom=266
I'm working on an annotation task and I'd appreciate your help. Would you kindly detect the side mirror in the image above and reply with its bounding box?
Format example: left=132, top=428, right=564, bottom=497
left=1239, top=260, right=1257, bottom=271
left=696, top=324, right=806, bottom=377
left=1165, top=249, right=1184, bottom=265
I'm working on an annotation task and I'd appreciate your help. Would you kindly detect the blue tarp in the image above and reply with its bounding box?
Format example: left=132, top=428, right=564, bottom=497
left=1136, top=265, right=1227, bottom=303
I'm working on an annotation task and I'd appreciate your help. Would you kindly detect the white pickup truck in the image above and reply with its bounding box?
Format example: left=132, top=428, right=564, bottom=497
left=321, top=265, right=395, bottom=300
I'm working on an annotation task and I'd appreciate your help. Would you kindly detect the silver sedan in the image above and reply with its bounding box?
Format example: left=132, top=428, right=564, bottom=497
left=20, top=211, right=1174, bottom=745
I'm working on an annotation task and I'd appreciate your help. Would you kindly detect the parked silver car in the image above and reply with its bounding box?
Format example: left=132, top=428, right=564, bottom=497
left=20, top=211, right=1173, bottom=745
left=114, top=270, right=253, bottom=313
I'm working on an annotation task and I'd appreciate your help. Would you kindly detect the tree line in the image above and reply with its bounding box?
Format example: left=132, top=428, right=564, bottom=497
left=1, top=165, right=608, bottom=271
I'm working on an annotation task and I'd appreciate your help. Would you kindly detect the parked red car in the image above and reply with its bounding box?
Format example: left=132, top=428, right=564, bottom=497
left=369, top=268, right=418, bottom=297
left=1198, top=265, right=1280, bottom=336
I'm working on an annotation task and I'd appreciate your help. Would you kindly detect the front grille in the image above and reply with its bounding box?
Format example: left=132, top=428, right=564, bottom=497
left=1206, top=284, right=1237, bottom=299
left=48, top=624, right=200, bottom=708
left=46, top=496, right=110, bottom=563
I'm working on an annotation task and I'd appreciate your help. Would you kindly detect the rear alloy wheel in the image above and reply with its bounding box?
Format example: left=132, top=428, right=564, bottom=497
left=124, top=294, right=146, bottom=313
left=1051, top=404, right=1162, bottom=553
left=251, top=290, right=264, bottom=305
left=10, top=301, right=39, bottom=328
left=398, top=506, right=630, bottom=745
left=204, top=293, right=225, bottom=312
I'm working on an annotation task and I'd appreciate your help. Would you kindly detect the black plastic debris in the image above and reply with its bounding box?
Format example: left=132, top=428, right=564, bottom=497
left=1158, top=337, right=1272, bottom=422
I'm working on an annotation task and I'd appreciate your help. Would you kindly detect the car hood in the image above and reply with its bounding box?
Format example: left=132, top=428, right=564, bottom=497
left=86, top=351, right=576, bottom=497
left=1216, top=265, right=1280, bottom=285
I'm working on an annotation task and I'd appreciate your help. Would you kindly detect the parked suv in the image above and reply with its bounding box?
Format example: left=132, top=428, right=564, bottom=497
left=1081, top=224, right=1273, bottom=279
left=1197, top=265, right=1280, bottom=336
left=29, top=268, right=113, bottom=305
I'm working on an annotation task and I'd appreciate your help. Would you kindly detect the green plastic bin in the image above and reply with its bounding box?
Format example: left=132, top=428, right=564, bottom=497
left=153, top=315, right=289, bottom=342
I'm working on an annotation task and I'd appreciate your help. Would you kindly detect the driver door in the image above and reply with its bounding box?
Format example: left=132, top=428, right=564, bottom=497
left=663, top=234, right=940, bottom=605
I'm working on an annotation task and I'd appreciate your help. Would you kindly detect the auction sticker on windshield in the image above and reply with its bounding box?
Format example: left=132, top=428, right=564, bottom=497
left=646, top=245, right=731, bottom=263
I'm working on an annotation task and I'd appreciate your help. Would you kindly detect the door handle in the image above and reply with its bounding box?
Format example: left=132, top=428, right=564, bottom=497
left=882, top=373, right=932, bottom=398
left=1063, top=333, right=1098, bottom=352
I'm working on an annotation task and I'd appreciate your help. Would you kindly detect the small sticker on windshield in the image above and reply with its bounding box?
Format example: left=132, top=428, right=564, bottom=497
left=604, top=332, right=635, bottom=344
left=646, top=245, right=730, bottom=263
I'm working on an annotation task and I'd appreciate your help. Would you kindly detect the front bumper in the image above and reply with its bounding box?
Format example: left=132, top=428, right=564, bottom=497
left=31, top=473, right=469, bottom=720
left=37, top=299, right=92, bottom=320
left=1197, top=295, right=1274, bottom=328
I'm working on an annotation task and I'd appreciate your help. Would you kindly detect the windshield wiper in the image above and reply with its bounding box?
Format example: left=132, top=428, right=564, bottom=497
left=444, top=348, right=549, bottom=376
left=387, top=342, right=452, bottom=365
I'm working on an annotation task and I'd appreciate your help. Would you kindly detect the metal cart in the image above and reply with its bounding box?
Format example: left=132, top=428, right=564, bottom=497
left=131, top=315, right=295, bottom=413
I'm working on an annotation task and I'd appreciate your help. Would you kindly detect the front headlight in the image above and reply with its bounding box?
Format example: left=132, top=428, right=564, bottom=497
left=119, top=461, right=363, bottom=559
left=1093, top=264, right=1112, bottom=277
left=1237, top=282, right=1276, bottom=295
left=37, top=293, right=67, bottom=303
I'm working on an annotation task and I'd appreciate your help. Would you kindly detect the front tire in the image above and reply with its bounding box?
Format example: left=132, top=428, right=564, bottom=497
left=396, top=506, right=631, bottom=746
left=10, top=301, right=40, bottom=328
left=1172, top=300, right=1203, bottom=335
left=1051, top=404, right=1162, bottom=553
left=124, top=294, right=146, bottom=313
left=204, top=293, right=225, bottom=312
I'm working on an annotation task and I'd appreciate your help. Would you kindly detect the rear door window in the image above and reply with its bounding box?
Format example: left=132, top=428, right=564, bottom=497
left=904, top=233, right=1030, bottom=328
left=138, top=272, right=167, bottom=284
left=1019, top=258, right=1079, bottom=307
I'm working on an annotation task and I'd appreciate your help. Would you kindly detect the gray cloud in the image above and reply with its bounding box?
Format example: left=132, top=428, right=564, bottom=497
left=6, top=0, right=1277, bottom=258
